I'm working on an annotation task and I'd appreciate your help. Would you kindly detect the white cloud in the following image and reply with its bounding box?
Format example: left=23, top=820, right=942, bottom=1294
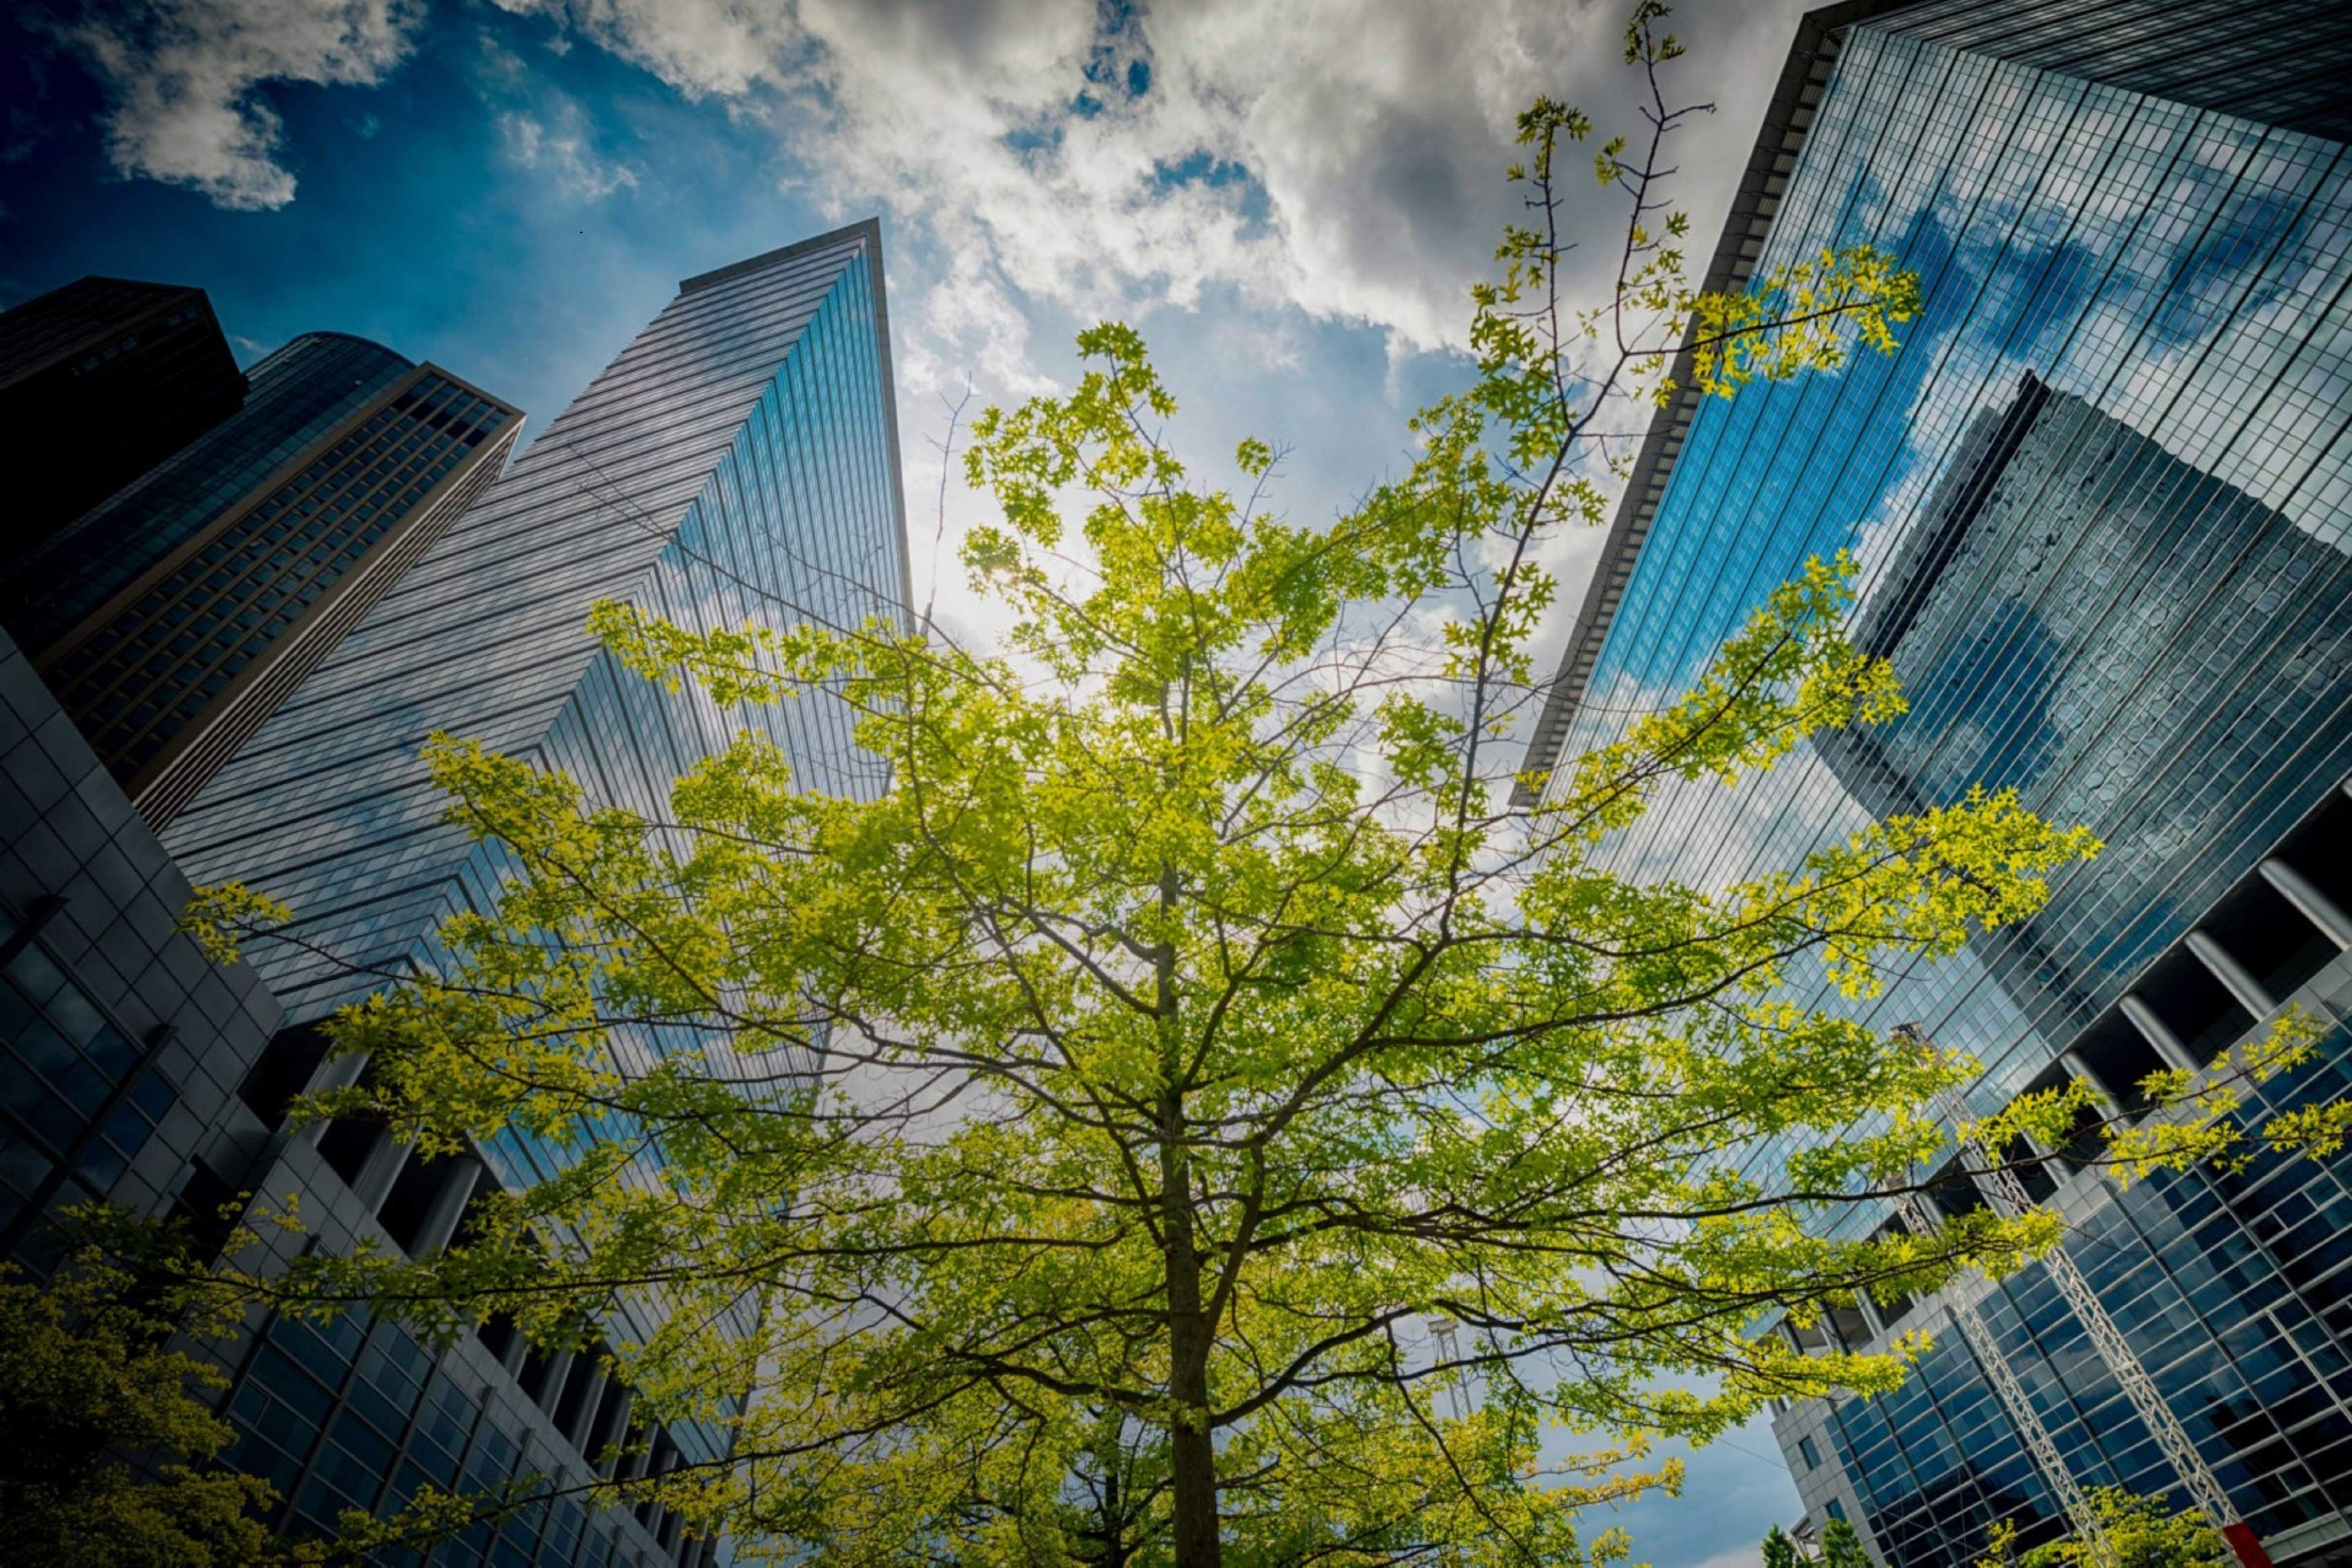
left=489, top=0, right=1802, bottom=377
left=61, top=0, right=424, bottom=210
left=497, top=99, right=640, bottom=199
left=1685, top=1549, right=1765, bottom=1568
left=48, top=0, right=1819, bottom=674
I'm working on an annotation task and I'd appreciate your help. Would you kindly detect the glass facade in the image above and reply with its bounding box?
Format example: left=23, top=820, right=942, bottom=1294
left=0, top=910, right=179, bottom=1239
left=1523, top=2, right=2352, bottom=1562
left=1814, top=372, right=2352, bottom=1038
left=2, top=336, right=522, bottom=826
left=1814, top=1035, right=2352, bottom=1565
left=9, top=332, right=413, bottom=646
left=159, top=220, right=909, bottom=1566
left=218, top=1301, right=666, bottom=1568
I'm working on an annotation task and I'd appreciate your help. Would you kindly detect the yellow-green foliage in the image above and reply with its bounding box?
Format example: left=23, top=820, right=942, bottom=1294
left=178, top=881, right=292, bottom=966
left=1975, top=1487, right=2230, bottom=1568
left=0, top=1223, right=491, bottom=1566
left=0, top=1251, right=288, bottom=1567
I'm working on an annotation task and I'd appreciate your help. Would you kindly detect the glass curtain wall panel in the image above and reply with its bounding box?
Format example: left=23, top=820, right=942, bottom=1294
left=164, top=221, right=908, bottom=1030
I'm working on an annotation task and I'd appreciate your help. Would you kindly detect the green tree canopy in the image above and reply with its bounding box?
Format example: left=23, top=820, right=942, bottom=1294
left=1822, top=1517, right=1871, bottom=1568
left=187, top=6, right=2340, bottom=1564
left=1975, top=1488, right=2231, bottom=1568
left=0, top=1243, right=293, bottom=1567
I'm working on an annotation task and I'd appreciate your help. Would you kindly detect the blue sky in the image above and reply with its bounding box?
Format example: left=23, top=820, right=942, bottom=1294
left=1, top=1, right=1820, bottom=1561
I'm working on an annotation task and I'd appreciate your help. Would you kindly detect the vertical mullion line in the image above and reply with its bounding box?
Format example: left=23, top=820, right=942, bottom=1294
left=1939, top=124, right=2348, bottom=1063
left=792, top=274, right=843, bottom=793
left=780, top=279, right=834, bottom=788
left=1848, top=139, right=2256, bottom=1057
left=1742, top=66, right=2203, bottom=1069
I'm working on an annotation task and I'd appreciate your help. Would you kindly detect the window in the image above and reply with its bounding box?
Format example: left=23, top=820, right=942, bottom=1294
left=236, top=1024, right=331, bottom=1131
left=1800, top=1434, right=1822, bottom=1469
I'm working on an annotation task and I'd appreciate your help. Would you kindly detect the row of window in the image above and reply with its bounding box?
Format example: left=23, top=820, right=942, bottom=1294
left=226, top=1303, right=680, bottom=1568
left=1558, top=17, right=2352, bottom=1562
left=226, top=1027, right=717, bottom=1566
left=1562, top=14, right=2352, bottom=1195
left=19, top=334, right=417, bottom=650
left=1784, top=791, right=2352, bottom=1564
left=53, top=371, right=506, bottom=777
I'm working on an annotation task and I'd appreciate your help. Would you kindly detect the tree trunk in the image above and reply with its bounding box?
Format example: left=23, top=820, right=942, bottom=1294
left=1162, top=1087, right=1221, bottom=1567
left=1101, top=1463, right=1126, bottom=1568
left=1156, top=853, right=1220, bottom=1567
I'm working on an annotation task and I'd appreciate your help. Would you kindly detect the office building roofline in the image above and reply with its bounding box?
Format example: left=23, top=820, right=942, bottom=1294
left=0, top=276, right=213, bottom=391
left=677, top=216, right=886, bottom=296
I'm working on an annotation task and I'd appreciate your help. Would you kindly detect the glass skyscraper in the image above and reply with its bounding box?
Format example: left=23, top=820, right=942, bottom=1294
left=0, top=276, right=249, bottom=557
left=2, top=333, right=522, bottom=828
left=1520, top=2, right=2352, bottom=1564
left=165, top=220, right=907, bottom=1027
left=0, top=291, right=519, bottom=1271
left=154, top=219, right=909, bottom=1566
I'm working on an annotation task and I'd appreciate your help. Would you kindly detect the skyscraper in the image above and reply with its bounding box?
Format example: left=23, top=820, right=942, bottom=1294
left=1520, top=2, right=2352, bottom=1564
left=2, top=333, right=522, bottom=828
left=154, top=219, right=909, bottom=1566
left=165, top=219, right=907, bottom=1027
left=0, top=277, right=249, bottom=557
left=0, top=297, right=520, bottom=1270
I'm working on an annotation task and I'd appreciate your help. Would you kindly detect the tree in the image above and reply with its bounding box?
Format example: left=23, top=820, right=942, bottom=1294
left=1822, top=1517, right=1869, bottom=1568
left=0, top=1214, right=488, bottom=1566
left=1974, top=1488, right=2230, bottom=1568
left=1762, top=1522, right=1803, bottom=1568
left=0, top=1243, right=289, bottom=1567
left=187, top=5, right=2339, bottom=1564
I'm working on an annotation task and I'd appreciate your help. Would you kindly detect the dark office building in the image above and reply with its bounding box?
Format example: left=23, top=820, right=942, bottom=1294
left=0, top=224, right=902, bottom=1568
left=1, top=333, right=521, bottom=827
left=0, top=624, right=282, bottom=1263
left=0, top=277, right=249, bottom=557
